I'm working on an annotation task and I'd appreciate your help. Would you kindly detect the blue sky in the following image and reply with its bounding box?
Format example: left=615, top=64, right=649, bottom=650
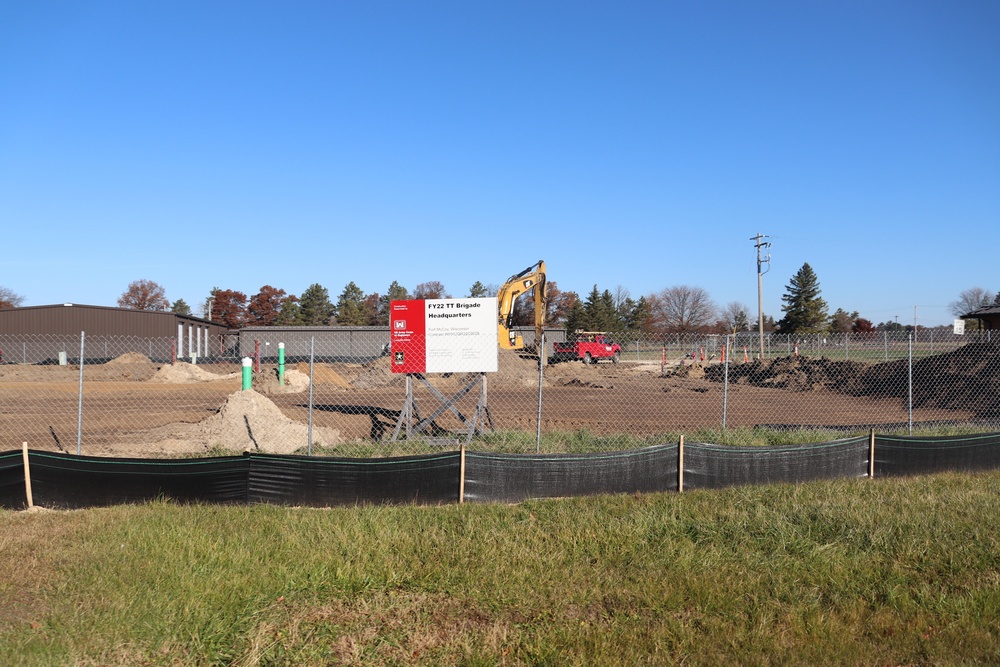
left=2, top=1, right=997, bottom=327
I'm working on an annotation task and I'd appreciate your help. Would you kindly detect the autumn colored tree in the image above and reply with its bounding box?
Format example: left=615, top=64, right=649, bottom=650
left=247, top=286, right=288, bottom=326
left=211, top=289, right=248, bottom=329
left=0, top=285, right=25, bottom=309
left=853, top=318, right=876, bottom=333
left=413, top=281, right=448, bottom=300
left=118, top=279, right=169, bottom=311
left=362, top=293, right=381, bottom=325
left=829, top=308, right=859, bottom=333
left=545, top=282, right=575, bottom=327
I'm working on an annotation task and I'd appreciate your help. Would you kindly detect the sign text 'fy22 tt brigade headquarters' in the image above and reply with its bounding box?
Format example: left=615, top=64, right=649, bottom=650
left=390, top=298, right=498, bottom=374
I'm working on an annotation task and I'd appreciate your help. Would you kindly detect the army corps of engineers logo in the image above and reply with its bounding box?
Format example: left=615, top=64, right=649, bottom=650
left=393, top=319, right=406, bottom=364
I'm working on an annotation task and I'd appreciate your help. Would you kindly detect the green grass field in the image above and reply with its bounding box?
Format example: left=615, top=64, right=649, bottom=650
left=2, top=470, right=999, bottom=666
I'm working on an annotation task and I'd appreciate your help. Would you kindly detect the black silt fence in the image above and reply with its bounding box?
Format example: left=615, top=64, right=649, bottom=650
left=4, top=432, right=1000, bottom=510
left=462, top=445, right=679, bottom=503
left=22, top=452, right=250, bottom=509
left=874, top=432, right=1000, bottom=477
left=681, top=437, right=871, bottom=491
left=248, top=452, right=462, bottom=506
left=0, top=450, right=25, bottom=509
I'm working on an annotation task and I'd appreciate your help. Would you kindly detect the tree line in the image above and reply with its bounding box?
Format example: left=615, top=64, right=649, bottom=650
left=2, top=265, right=995, bottom=334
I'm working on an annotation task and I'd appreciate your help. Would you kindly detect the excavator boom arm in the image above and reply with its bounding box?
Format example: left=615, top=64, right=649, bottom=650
left=497, top=260, right=547, bottom=351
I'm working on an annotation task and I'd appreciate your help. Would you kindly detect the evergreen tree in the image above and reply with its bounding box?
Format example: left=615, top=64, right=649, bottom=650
left=298, top=283, right=335, bottom=326
left=171, top=299, right=191, bottom=316
left=563, top=296, right=586, bottom=333
left=335, top=282, right=368, bottom=326
left=625, top=296, right=653, bottom=331
left=467, top=281, right=489, bottom=298
left=376, top=281, right=409, bottom=325
left=778, top=263, right=829, bottom=333
left=275, top=296, right=301, bottom=325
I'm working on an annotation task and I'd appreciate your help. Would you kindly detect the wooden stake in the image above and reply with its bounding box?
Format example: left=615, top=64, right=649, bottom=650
left=459, top=444, right=466, bottom=504
left=22, top=442, right=33, bottom=508
left=869, top=428, right=876, bottom=478
left=678, top=435, right=684, bottom=493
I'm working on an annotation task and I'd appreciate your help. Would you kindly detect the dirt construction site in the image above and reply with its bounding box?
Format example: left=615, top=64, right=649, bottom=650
left=1, top=342, right=998, bottom=457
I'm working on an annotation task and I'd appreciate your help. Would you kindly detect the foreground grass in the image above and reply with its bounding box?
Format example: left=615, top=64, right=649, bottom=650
left=1, top=471, right=999, bottom=666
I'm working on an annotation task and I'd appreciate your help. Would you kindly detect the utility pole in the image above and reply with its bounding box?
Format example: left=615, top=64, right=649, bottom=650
left=750, top=233, right=771, bottom=359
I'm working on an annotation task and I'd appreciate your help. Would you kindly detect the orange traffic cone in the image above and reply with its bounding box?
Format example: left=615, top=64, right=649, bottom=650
left=743, top=346, right=749, bottom=363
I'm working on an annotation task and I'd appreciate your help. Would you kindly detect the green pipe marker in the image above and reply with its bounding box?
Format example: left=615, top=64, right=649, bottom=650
left=241, top=357, right=252, bottom=390
left=278, top=342, right=285, bottom=386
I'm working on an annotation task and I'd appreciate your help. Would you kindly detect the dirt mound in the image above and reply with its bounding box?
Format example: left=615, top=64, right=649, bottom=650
left=295, top=362, right=351, bottom=387
left=149, top=362, right=240, bottom=384
left=703, top=343, right=1000, bottom=418
left=662, top=362, right=707, bottom=380
left=853, top=343, right=1000, bottom=417
left=142, top=389, right=341, bottom=455
left=705, top=356, right=869, bottom=392
left=105, top=352, right=155, bottom=366
left=253, top=368, right=310, bottom=394
left=350, top=356, right=404, bottom=389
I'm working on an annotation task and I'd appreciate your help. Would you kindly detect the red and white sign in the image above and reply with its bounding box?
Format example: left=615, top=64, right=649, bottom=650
left=390, top=298, right=498, bottom=374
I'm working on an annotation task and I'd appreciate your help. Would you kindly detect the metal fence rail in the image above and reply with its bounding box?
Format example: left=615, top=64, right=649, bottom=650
left=0, top=331, right=997, bottom=457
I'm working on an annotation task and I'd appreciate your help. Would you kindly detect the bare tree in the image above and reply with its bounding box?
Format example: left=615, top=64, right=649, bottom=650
left=950, top=287, right=993, bottom=317
left=118, top=279, right=169, bottom=311
left=720, top=301, right=752, bottom=332
left=413, top=281, right=449, bottom=300
left=0, top=285, right=25, bottom=309
left=648, top=285, right=717, bottom=332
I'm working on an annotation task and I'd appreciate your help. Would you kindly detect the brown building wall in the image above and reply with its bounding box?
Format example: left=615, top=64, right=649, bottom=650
left=0, top=304, right=230, bottom=363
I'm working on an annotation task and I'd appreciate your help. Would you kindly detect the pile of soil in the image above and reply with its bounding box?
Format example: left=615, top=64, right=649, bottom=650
left=150, top=361, right=239, bottom=384
left=703, top=342, right=1000, bottom=418
left=140, top=389, right=342, bottom=455
left=704, top=356, right=869, bottom=392
left=253, top=368, right=310, bottom=394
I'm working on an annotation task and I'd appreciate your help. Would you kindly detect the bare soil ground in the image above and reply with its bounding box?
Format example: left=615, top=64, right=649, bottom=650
left=2, top=344, right=997, bottom=457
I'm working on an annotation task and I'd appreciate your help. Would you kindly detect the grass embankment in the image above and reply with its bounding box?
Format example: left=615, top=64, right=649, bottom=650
left=305, top=424, right=990, bottom=458
left=1, top=471, right=998, bottom=666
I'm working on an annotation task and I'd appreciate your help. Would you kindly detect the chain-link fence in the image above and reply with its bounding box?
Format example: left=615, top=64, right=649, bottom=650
left=1, top=330, right=997, bottom=457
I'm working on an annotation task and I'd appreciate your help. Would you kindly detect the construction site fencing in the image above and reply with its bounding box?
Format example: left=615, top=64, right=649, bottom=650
left=0, top=330, right=998, bottom=459
left=3, top=431, right=1000, bottom=509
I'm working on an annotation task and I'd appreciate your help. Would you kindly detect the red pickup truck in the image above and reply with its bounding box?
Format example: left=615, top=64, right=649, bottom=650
left=550, top=333, right=622, bottom=364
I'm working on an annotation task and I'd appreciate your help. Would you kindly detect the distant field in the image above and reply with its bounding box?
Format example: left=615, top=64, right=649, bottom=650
left=1, top=470, right=998, bottom=665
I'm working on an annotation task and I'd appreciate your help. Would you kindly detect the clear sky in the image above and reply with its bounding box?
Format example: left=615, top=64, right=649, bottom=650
left=2, top=1, right=997, bottom=327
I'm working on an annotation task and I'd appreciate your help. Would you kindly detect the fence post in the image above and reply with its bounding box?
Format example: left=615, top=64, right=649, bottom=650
left=722, top=335, right=731, bottom=431
left=536, top=332, right=544, bottom=453
left=77, top=331, right=85, bottom=455
left=908, top=334, right=913, bottom=435
left=308, top=337, right=315, bottom=456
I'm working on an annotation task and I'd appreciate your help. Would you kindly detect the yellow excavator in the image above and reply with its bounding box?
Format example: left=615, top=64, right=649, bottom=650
left=497, top=260, right=547, bottom=352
